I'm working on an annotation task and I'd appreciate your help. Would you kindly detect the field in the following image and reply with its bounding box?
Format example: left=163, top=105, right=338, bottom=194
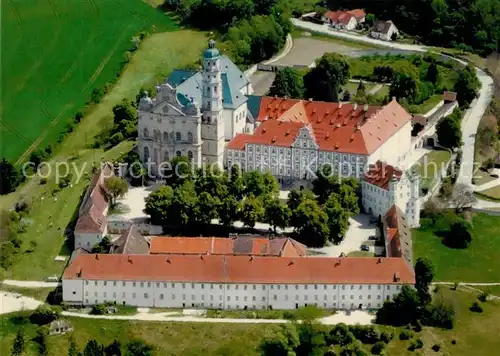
left=0, top=313, right=280, bottom=356
left=413, top=213, right=500, bottom=282
left=475, top=184, right=500, bottom=200
left=0, top=29, right=208, bottom=280
left=1, top=288, right=500, bottom=355
left=1, top=0, right=176, bottom=162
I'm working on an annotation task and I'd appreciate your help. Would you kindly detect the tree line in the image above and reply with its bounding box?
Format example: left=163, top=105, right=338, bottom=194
left=144, top=158, right=360, bottom=247
left=328, top=0, right=500, bottom=56
left=269, top=53, right=480, bottom=113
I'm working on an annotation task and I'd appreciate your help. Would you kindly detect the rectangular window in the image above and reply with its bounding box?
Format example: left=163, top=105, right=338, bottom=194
left=133, top=282, right=136, bottom=287
left=144, top=293, right=148, bottom=299
left=182, top=283, right=186, bottom=289
left=191, top=283, right=195, bottom=289
left=172, top=283, right=176, bottom=288
left=147, top=282, right=151, bottom=287
left=113, top=281, right=116, bottom=287
left=160, top=294, right=164, bottom=300
left=133, top=293, right=136, bottom=299
left=140, top=282, right=144, bottom=287
left=86, top=281, right=89, bottom=285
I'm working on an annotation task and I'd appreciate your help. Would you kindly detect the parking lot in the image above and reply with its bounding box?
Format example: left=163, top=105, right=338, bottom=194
left=308, top=214, right=380, bottom=257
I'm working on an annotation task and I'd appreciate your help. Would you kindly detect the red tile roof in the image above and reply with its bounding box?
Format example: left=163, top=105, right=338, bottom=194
left=149, top=236, right=305, bottom=257
left=324, top=11, right=356, bottom=25
left=364, top=161, right=403, bottom=190
left=443, top=91, right=457, bottom=102
left=75, top=164, right=113, bottom=234
left=346, top=9, right=366, bottom=20
left=64, top=254, right=415, bottom=284
left=383, top=205, right=412, bottom=264
left=227, top=98, right=411, bottom=155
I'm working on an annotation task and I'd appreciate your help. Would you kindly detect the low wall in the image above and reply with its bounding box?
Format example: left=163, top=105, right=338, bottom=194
left=107, top=219, right=162, bottom=235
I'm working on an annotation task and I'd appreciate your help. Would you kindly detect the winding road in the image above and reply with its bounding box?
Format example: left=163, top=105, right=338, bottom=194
left=292, top=19, right=495, bottom=207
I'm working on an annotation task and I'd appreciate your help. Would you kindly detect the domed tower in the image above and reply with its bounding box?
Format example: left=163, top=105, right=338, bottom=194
left=201, top=39, right=225, bottom=167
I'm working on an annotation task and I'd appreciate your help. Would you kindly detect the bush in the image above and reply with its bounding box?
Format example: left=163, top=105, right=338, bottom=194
left=40, top=178, right=47, bottom=185
left=74, top=111, right=84, bottom=123
left=380, top=329, right=394, bottom=343
left=26, top=240, right=37, bottom=253
left=478, top=292, right=489, bottom=302
left=399, top=330, right=413, bottom=340
left=349, top=325, right=381, bottom=344
left=432, top=344, right=441, bottom=352
left=90, top=304, right=106, bottom=315
left=408, top=338, right=424, bottom=351
left=470, top=301, right=483, bottom=313
left=371, top=341, right=385, bottom=355
left=30, top=306, right=60, bottom=325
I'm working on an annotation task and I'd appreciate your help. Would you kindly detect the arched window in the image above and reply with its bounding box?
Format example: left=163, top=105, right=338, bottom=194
left=143, top=146, right=150, bottom=161
left=154, top=130, right=160, bottom=141
left=176, top=150, right=181, bottom=157
left=143, top=128, right=149, bottom=138
left=176, top=132, right=181, bottom=141
left=187, top=131, right=193, bottom=143
left=163, top=132, right=169, bottom=142
left=188, top=151, right=193, bottom=160
left=153, top=149, right=158, bottom=162
left=164, top=151, right=169, bottom=161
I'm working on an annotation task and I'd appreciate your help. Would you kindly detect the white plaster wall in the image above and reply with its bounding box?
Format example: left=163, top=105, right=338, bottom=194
left=75, top=232, right=103, bottom=250
left=64, top=280, right=406, bottom=310
left=368, top=121, right=412, bottom=168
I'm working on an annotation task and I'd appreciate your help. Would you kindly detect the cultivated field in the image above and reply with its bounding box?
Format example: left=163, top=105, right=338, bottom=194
left=1, top=0, right=176, bottom=162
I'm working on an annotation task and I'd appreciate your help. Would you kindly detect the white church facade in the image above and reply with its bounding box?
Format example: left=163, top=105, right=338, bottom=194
left=137, top=40, right=254, bottom=171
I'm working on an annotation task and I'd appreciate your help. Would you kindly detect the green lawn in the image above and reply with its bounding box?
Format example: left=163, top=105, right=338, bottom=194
left=411, top=149, right=451, bottom=190
left=0, top=29, right=208, bottom=280
left=413, top=213, right=500, bottom=282
left=347, top=251, right=375, bottom=257
left=0, top=313, right=280, bottom=356
left=476, top=184, right=500, bottom=200
left=473, top=169, right=498, bottom=186
left=385, top=287, right=500, bottom=356
left=407, top=94, right=444, bottom=114
left=1, top=0, right=176, bottom=162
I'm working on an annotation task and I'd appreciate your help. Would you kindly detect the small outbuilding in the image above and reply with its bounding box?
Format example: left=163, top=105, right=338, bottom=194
left=49, top=320, right=73, bottom=335
left=370, top=20, right=399, bottom=41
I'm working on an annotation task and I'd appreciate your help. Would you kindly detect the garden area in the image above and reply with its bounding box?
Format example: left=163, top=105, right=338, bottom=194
left=413, top=213, right=500, bottom=282
left=411, top=149, right=451, bottom=194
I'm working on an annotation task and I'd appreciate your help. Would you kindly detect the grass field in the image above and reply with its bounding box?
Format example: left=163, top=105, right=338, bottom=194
left=0, top=29, right=208, bottom=280
left=411, top=149, right=451, bottom=190
left=0, top=313, right=280, bottom=356
left=475, top=184, right=500, bottom=200
left=1, top=0, right=176, bottom=162
left=413, top=213, right=500, bottom=282
left=407, top=94, right=444, bottom=114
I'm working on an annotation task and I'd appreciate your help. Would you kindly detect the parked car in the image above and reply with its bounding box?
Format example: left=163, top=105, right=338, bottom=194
left=360, top=245, right=370, bottom=251
left=368, top=235, right=378, bottom=241
left=369, top=217, right=379, bottom=224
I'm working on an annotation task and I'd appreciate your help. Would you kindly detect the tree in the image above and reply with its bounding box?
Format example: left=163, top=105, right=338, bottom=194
left=244, top=171, right=279, bottom=197
left=371, top=341, right=385, bottom=355
left=84, top=339, right=104, bottom=356
left=324, top=194, right=350, bottom=244
left=218, top=195, right=241, bottom=228
left=227, top=165, right=245, bottom=200
left=304, top=53, right=350, bottom=102
left=334, top=184, right=359, bottom=215
left=104, top=176, right=128, bottom=207
left=446, top=220, right=472, bottom=248
left=68, top=337, right=78, bottom=356
left=365, top=13, right=376, bottom=26
left=0, top=158, right=20, bottom=195
left=30, top=306, right=60, bottom=325
left=241, top=196, right=265, bottom=228
left=327, top=323, right=355, bottom=346
left=450, top=183, right=476, bottom=212
left=312, top=165, right=339, bottom=205
left=425, top=61, right=440, bottom=84
left=356, top=80, right=366, bottom=96
left=375, top=286, right=420, bottom=326
left=105, top=340, right=121, bottom=356
left=35, top=328, right=49, bottom=356
left=125, top=340, right=153, bottom=356
left=192, top=192, right=219, bottom=225
left=390, top=73, right=418, bottom=102
left=165, top=156, right=193, bottom=187
left=454, top=65, right=480, bottom=108
left=259, top=325, right=299, bottom=356
left=91, top=236, right=112, bottom=253
left=264, top=198, right=291, bottom=232
left=415, top=258, right=434, bottom=305
left=144, top=186, right=174, bottom=225
left=112, top=99, right=137, bottom=139
left=11, top=328, right=25, bottom=356
left=292, top=199, right=330, bottom=247
left=372, top=66, right=394, bottom=83
left=269, top=67, right=304, bottom=99
left=436, top=110, right=462, bottom=149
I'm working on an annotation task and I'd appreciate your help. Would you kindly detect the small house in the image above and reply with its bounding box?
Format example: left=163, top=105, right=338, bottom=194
left=370, top=20, right=399, bottom=41
left=323, top=11, right=358, bottom=31
left=49, top=320, right=73, bottom=335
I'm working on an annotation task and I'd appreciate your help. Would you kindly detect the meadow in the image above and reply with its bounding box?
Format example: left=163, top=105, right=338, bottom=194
left=1, top=0, right=176, bottom=163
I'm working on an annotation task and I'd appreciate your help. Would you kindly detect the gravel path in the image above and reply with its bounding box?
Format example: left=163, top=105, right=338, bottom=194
left=0, top=291, right=42, bottom=314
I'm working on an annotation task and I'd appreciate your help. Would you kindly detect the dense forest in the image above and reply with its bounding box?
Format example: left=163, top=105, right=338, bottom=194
left=329, top=0, right=500, bottom=55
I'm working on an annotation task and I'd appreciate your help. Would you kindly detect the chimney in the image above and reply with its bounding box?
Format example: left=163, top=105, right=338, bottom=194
left=353, top=103, right=358, bottom=110
left=128, top=256, right=133, bottom=264
left=339, top=103, right=343, bottom=108
left=284, top=95, right=288, bottom=99
left=166, top=258, right=171, bottom=264
left=95, top=254, right=99, bottom=260
left=364, top=104, right=369, bottom=111
left=288, top=260, right=295, bottom=266
left=249, top=256, right=254, bottom=261
left=308, top=98, right=313, bottom=102
left=377, top=258, right=382, bottom=264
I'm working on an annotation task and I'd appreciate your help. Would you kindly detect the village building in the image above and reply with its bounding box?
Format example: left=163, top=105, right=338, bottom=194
left=110, top=225, right=150, bottom=255
left=323, top=11, right=358, bottom=31
left=382, top=205, right=413, bottom=265
left=137, top=40, right=254, bottom=171
left=62, top=254, right=414, bottom=310
left=49, top=320, right=73, bottom=335
left=149, top=236, right=306, bottom=257
left=225, top=97, right=413, bottom=184
left=370, top=20, right=399, bottom=41
left=361, top=161, right=420, bottom=227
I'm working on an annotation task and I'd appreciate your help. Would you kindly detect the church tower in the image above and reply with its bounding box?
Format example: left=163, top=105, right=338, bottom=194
left=201, top=40, right=225, bottom=167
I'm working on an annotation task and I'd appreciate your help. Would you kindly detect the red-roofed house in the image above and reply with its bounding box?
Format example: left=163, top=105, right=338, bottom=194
left=346, top=9, right=366, bottom=23
left=62, top=253, right=414, bottom=309
left=74, top=163, right=113, bottom=250
left=226, top=97, right=413, bottom=182
left=383, top=205, right=413, bottom=265
left=361, top=161, right=420, bottom=227
left=323, top=10, right=358, bottom=30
